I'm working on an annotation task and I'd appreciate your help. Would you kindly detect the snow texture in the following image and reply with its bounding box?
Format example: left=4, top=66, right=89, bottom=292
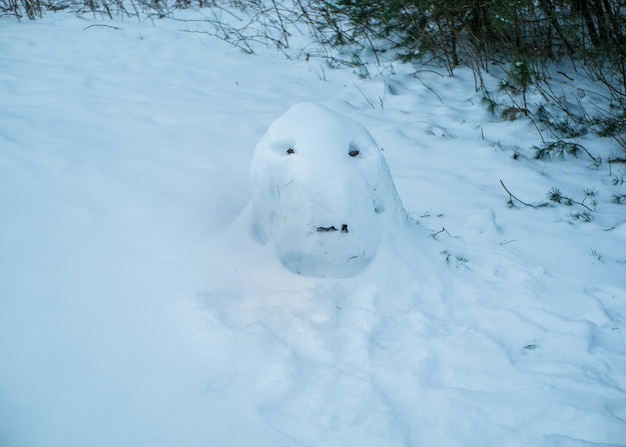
left=1, top=11, right=625, bottom=447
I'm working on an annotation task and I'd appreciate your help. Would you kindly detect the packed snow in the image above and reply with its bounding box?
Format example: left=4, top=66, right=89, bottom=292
left=1, top=12, right=625, bottom=447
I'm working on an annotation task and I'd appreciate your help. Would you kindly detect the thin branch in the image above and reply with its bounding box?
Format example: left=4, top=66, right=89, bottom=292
left=83, top=24, right=120, bottom=30
left=500, top=179, right=534, bottom=207
left=431, top=227, right=451, bottom=239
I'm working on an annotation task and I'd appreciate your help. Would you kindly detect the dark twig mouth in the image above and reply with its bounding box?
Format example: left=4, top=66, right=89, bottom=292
left=317, top=224, right=349, bottom=233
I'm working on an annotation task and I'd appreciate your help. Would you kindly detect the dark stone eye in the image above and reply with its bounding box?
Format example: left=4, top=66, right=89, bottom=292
left=286, top=148, right=295, bottom=155
left=349, top=149, right=359, bottom=157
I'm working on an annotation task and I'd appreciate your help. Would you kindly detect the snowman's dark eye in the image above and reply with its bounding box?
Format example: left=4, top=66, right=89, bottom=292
left=286, top=148, right=295, bottom=155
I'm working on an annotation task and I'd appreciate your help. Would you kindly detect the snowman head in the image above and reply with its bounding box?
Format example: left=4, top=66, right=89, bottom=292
left=250, top=102, right=404, bottom=277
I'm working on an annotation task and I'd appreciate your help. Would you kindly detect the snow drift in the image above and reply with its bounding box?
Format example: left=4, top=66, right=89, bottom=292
left=2, top=14, right=625, bottom=447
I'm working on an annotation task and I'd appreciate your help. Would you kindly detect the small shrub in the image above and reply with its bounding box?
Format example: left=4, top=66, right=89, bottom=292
left=534, top=141, right=581, bottom=161
left=611, top=194, right=626, bottom=205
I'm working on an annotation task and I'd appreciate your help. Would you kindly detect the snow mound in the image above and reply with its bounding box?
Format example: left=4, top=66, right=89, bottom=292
left=250, top=102, right=406, bottom=277
left=463, top=208, right=501, bottom=238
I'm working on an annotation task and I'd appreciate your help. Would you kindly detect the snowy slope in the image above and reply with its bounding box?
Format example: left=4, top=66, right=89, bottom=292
left=1, top=13, right=625, bottom=447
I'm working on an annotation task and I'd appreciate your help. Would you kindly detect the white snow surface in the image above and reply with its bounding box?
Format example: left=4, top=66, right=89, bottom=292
left=1, top=13, right=626, bottom=447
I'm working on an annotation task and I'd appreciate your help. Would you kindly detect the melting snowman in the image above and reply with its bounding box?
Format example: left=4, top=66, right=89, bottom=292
left=250, top=102, right=407, bottom=277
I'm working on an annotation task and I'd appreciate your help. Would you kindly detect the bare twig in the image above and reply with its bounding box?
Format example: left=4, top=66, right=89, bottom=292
left=83, top=24, right=120, bottom=30
left=500, top=180, right=534, bottom=207
left=431, top=227, right=451, bottom=238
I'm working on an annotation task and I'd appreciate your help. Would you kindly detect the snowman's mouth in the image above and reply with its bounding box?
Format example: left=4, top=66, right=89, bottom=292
left=316, top=224, right=349, bottom=233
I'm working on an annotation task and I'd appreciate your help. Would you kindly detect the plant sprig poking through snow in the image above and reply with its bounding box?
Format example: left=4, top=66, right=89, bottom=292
left=440, top=250, right=469, bottom=269
left=611, top=194, right=626, bottom=205
left=547, top=187, right=596, bottom=212
left=533, top=140, right=598, bottom=163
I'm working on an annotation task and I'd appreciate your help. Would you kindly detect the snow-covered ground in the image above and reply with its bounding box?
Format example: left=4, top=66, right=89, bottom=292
left=1, top=12, right=625, bottom=447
